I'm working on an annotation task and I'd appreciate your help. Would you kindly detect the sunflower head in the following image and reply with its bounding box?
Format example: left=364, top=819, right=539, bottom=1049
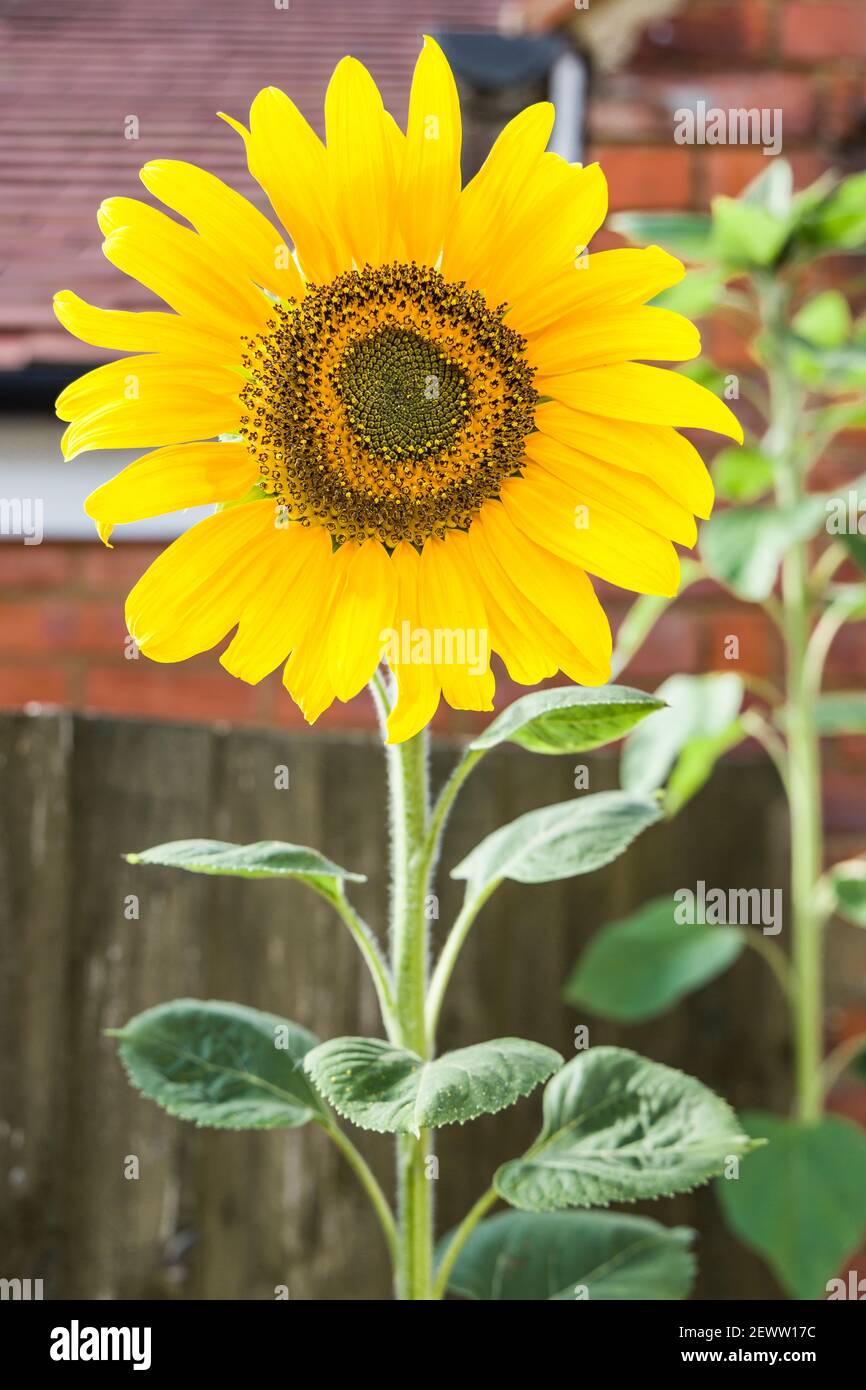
left=240, top=262, right=537, bottom=547
left=54, top=37, right=741, bottom=742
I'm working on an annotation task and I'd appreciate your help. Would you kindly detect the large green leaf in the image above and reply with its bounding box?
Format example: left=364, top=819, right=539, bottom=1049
left=813, top=692, right=866, bottom=735
left=303, top=1036, right=562, bottom=1135
left=126, top=838, right=365, bottom=889
left=717, top=1112, right=866, bottom=1300
left=109, top=999, right=325, bottom=1129
left=443, top=1210, right=696, bottom=1301
left=451, top=791, right=661, bottom=902
left=700, top=497, right=827, bottom=600
left=620, top=673, right=743, bottom=798
left=495, top=1047, right=752, bottom=1211
left=470, top=685, right=664, bottom=755
left=565, top=896, right=744, bottom=1023
left=608, top=211, right=714, bottom=262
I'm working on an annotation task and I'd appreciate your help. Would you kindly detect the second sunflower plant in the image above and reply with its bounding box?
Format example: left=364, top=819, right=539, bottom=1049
left=59, top=40, right=756, bottom=1298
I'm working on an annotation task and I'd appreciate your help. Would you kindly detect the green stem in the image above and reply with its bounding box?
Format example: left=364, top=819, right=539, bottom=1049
left=377, top=687, right=434, bottom=1299
left=329, top=891, right=399, bottom=1042
left=780, top=473, right=824, bottom=1124
left=421, top=746, right=485, bottom=887
left=761, top=276, right=824, bottom=1124
left=741, top=926, right=796, bottom=1003
left=320, top=1119, right=398, bottom=1263
left=819, top=1032, right=866, bottom=1102
left=432, top=1186, right=498, bottom=1300
left=426, top=879, right=500, bottom=1039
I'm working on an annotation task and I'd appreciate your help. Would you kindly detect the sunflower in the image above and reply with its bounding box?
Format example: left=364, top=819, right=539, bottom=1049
left=54, top=37, right=741, bottom=742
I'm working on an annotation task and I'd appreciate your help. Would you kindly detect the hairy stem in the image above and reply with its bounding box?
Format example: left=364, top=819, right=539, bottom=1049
left=376, top=687, right=434, bottom=1299
left=762, top=276, right=824, bottom=1123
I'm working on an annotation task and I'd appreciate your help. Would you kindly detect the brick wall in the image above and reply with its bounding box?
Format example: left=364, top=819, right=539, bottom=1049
left=1, top=0, right=864, bottom=839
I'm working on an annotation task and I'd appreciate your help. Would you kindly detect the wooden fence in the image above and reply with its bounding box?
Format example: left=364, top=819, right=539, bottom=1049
left=0, top=710, right=801, bottom=1299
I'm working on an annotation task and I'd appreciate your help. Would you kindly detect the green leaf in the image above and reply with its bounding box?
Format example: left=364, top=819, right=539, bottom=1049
left=842, top=533, right=866, bottom=575
left=827, top=859, right=866, bottom=927
left=664, top=718, right=746, bottom=816
left=700, top=496, right=827, bottom=600
left=813, top=692, right=866, bottom=734
left=811, top=400, right=866, bottom=451
left=303, top=1036, right=562, bottom=1135
left=620, top=673, right=744, bottom=797
left=495, top=1047, right=753, bottom=1211
left=110, top=999, right=325, bottom=1129
left=741, top=160, right=793, bottom=218
left=652, top=269, right=724, bottom=318
left=565, top=896, right=744, bottom=1023
left=789, top=339, right=866, bottom=393
left=126, top=838, right=365, bottom=891
left=713, top=445, right=775, bottom=503
left=798, top=170, right=866, bottom=254
left=711, top=196, right=790, bottom=269
left=451, top=791, right=661, bottom=902
left=470, top=685, right=664, bottom=755
left=792, top=290, right=852, bottom=348
left=608, top=211, right=714, bottom=263
left=442, top=1210, right=696, bottom=1301
left=717, top=1112, right=866, bottom=1300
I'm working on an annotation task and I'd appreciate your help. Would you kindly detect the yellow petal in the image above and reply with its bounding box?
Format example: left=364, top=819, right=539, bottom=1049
left=441, top=102, right=554, bottom=285
left=282, top=543, right=356, bottom=724
left=221, top=522, right=332, bottom=683
left=126, top=501, right=282, bottom=661
left=539, top=362, right=744, bottom=441
left=220, top=89, right=347, bottom=283
left=140, top=160, right=304, bottom=301
left=325, top=57, right=399, bottom=268
left=523, top=433, right=697, bottom=546
left=526, top=305, right=700, bottom=375
left=507, top=245, right=685, bottom=336
left=418, top=532, right=494, bottom=712
left=326, top=538, right=397, bottom=701
left=477, top=501, right=611, bottom=679
left=502, top=469, right=681, bottom=596
left=534, top=401, right=714, bottom=519
left=386, top=542, right=441, bottom=743
left=57, top=355, right=238, bottom=459
left=53, top=290, right=238, bottom=360
left=99, top=197, right=270, bottom=336
left=481, top=160, right=608, bottom=308
left=85, top=441, right=259, bottom=544
left=466, top=521, right=558, bottom=685
left=399, top=36, right=461, bottom=266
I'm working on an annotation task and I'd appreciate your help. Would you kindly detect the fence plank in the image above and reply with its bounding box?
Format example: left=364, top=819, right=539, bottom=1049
left=0, top=712, right=799, bottom=1299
